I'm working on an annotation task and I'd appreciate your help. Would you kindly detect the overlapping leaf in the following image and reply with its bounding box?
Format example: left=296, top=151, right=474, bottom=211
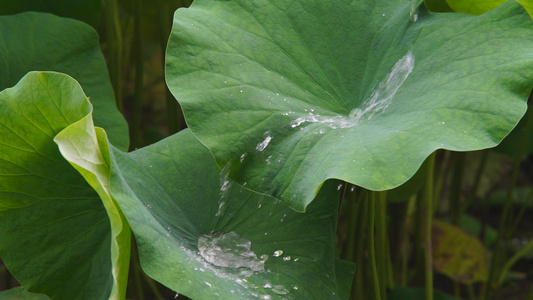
left=108, top=130, right=355, bottom=299
left=0, top=72, right=128, bottom=300
left=0, top=12, right=129, bottom=150
left=166, top=0, right=533, bottom=210
left=0, top=0, right=102, bottom=29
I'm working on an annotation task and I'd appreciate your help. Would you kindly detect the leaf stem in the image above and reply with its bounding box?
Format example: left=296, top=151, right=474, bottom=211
left=104, top=0, right=123, bottom=112
left=131, top=0, right=144, bottom=149
left=485, top=104, right=533, bottom=299
left=425, top=152, right=436, bottom=300
left=375, top=191, right=388, bottom=296
left=368, top=191, right=381, bottom=300
left=354, top=190, right=368, bottom=300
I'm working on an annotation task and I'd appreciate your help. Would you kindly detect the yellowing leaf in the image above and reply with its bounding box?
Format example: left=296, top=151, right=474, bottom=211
left=432, top=220, right=488, bottom=284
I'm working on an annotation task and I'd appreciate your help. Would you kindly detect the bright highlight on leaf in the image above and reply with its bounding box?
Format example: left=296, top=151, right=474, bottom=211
left=166, top=0, right=533, bottom=210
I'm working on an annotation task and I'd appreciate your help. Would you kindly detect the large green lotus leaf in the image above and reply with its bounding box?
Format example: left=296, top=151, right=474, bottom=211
left=166, top=0, right=533, bottom=211
left=0, top=0, right=102, bottom=29
left=0, top=72, right=127, bottom=299
left=0, top=12, right=129, bottom=151
left=109, top=129, right=355, bottom=299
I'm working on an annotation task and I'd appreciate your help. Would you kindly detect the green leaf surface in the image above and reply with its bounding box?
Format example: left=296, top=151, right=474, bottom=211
left=0, top=12, right=129, bottom=151
left=166, top=0, right=533, bottom=210
left=109, top=129, right=355, bottom=299
left=0, top=72, right=123, bottom=299
left=0, top=287, right=50, bottom=300
left=0, top=0, right=102, bottom=29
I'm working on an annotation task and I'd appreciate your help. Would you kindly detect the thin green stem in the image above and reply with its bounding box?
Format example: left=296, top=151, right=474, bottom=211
left=450, top=152, right=465, bottom=225
left=385, top=221, right=395, bottom=289
left=104, top=0, right=123, bottom=112
left=158, top=1, right=182, bottom=134
left=528, top=280, right=533, bottom=300
left=485, top=105, right=533, bottom=299
left=460, top=151, right=489, bottom=216
left=131, top=0, right=144, bottom=150
left=497, top=237, right=533, bottom=286
left=509, top=187, right=533, bottom=238
left=368, top=191, right=381, bottom=300
left=354, top=191, right=368, bottom=300
left=375, top=191, right=388, bottom=297
left=400, top=195, right=416, bottom=286
left=345, top=186, right=359, bottom=262
left=425, top=152, right=436, bottom=300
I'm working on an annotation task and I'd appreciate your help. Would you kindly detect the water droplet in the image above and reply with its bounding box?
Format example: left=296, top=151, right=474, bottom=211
left=293, top=286, right=299, bottom=290
left=174, top=293, right=179, bottom=299
left=273, top=250, right=283, bottom=257
left=337, top=184, right=343, bottom=190
left=198, top=232, right=267, bottom=272
left=240, top=153, right=247, bottom=163
left=204, top=281, right=212, bottom=287
left=256, top=136, right=273, bottom=152
left=272, top=285, right=289, bottom=295
left=283, top=256, right=291, bottom=261
left=146, top=205, right=152, bottom=209
left=350, top=51, right=414, bottom=122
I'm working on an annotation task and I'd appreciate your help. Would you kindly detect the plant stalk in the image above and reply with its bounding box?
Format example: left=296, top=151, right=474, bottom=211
left=368, top=191, right=381, bottom=300
left=131, top=0, right=144, bottom=149
left=354, top=190, right=368, bottom=300
left=485, top=104, right=533, bottom=299
left=104, top=0, right=123, bottom=112
left=425, top=152, right=436, bottom=300
left=375, top=191, right=388, bottom=296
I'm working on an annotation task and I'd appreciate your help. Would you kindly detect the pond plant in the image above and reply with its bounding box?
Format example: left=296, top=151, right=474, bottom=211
left=1, top=0, right=533, bottom=299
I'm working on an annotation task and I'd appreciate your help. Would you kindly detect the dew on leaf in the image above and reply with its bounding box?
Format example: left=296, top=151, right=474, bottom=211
left=197, top=231, right=267, bottom=273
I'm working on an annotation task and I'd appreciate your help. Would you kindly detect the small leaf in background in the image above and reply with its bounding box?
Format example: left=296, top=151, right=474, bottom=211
left=432, top=220, right=488, bottom=284
left=0, top=72, right=126, bottom=300
left=166, top=0, right=533, bottom=211
left=0, top=12, right=129, bottom=151
left=0, top=0, right=102, bottom=29
left=108, top=129, right=355, bottom=299
left=0, top=287, right=50, bottom=300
